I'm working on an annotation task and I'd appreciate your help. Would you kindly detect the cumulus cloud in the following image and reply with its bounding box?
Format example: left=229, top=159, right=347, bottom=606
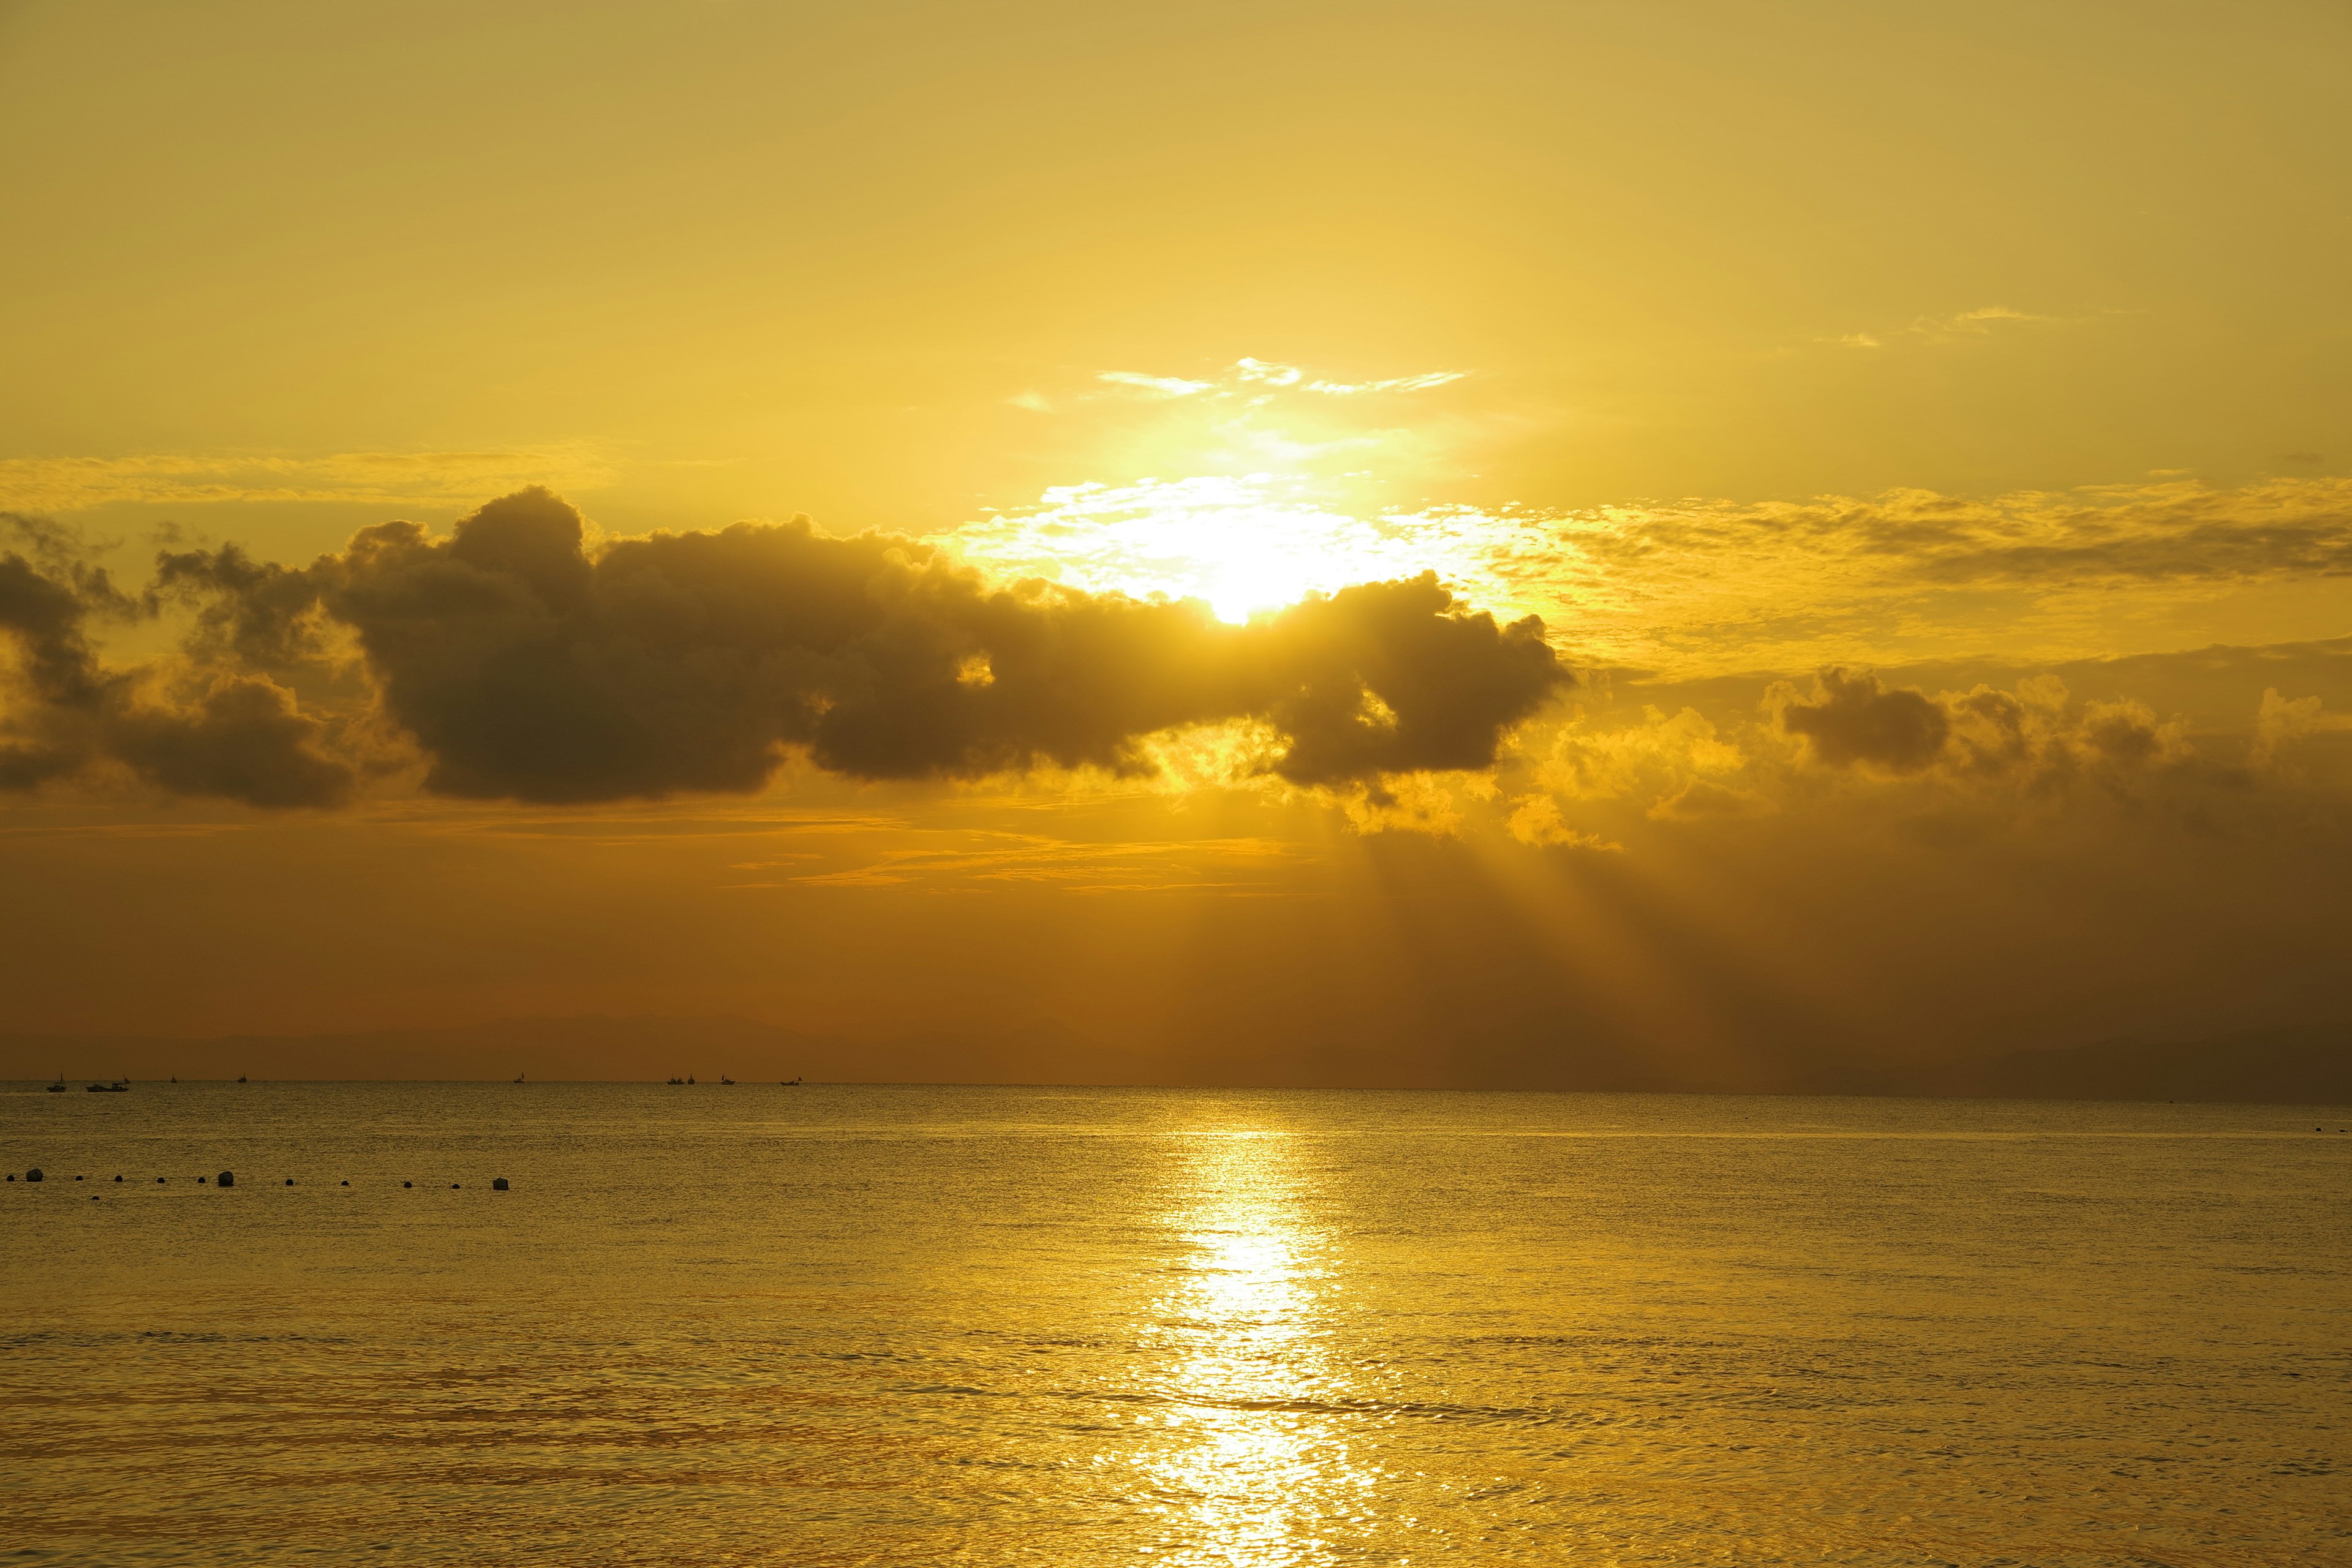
left=1770, top=666, right=2196, bottom=792
left=122, top=489, right=1569, bottom=806
left=1491, top=655, right=2272, bottom=853
left=0, top=516, right=352, bottom=807
left=2252, top=687, right=2352, bottom=768
left=1776, top=668, right=1950, bottom=773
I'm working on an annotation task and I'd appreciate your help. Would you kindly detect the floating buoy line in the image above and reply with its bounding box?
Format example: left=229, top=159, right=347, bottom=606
left=8, top=1167, right=516, bottom=1191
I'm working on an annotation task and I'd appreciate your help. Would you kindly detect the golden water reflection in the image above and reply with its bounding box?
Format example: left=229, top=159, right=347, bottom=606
left=1134, top=1125, right=1381, bottom=1566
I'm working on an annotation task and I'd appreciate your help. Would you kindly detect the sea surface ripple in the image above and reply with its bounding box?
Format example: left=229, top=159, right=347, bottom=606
left=2, top=1082, right=2347, bottom=1566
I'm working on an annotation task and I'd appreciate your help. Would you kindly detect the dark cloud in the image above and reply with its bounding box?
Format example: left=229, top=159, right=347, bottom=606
left=1777, top=668, right=1950, bottom=773
left=96, top=489, right=1572, bottom=805
left=0, top=515, right=353, bottom=809
left=1768, top=666, right=2192, bottom=799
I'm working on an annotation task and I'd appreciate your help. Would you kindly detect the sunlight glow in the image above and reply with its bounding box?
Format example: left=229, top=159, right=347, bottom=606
left=940, top=475, right=1534, bottom=625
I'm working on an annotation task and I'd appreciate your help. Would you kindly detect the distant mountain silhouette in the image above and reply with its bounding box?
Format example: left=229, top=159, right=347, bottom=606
left=4, top=1016, right=2346, bottom=1103
left=1782, top=1023, right=2352, bottom=1106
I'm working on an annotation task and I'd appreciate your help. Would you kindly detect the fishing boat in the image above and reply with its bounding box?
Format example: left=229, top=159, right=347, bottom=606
left=87, top=1078, right=129, bottom=1093
left=718, top=1075, right=735, bottom=1085
left=666, top=1076, right=685, bottom=1085
left=46, top=1073, right=65, bottom=1093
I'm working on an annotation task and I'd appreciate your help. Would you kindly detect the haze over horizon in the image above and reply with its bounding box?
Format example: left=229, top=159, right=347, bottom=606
left=5, top=0, right=2351, bottom=1090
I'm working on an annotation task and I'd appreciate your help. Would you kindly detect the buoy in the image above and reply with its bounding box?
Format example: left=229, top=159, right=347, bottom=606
left=198, top=1175, right=207, bottom=1185
left=492, top=1177, right=510, bottom=1191
left=218, top=1172, right=235, bottom=1188
left=451, top=1183, right=461, bottom=1189
left=156, top=1177, right=165, bottom=1183
left=6, top=1174, right=12, bottom=1182
left=340, top=1180, right=349, bottom=1186
left=284, top=1178, right=294, bottom=1186
left=26, top=1169, right=42, bottom=1183
left=402, top=1181, right=412, bottom=1188
left=113, top=1174, right=123, bottom=1182
left=74, top=1175, right=83, bottom=1182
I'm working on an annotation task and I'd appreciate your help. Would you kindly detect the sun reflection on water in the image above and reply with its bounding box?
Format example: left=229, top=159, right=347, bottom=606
left=1135, top=1125, right=1378, bottom=1566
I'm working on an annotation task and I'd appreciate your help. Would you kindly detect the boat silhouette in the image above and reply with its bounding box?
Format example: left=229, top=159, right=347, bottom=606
left=86, top=1077, right=129, bottom=1093
left=718, top=1075, right=735, bottom=1085
left=47, top=1074, right=66, bottom=1093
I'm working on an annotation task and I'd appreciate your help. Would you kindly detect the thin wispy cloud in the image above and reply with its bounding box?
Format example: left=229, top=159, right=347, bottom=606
left=1090, top=358, right=1469, bottom=404
left=1822, top=305, right=2052, bottom=350
left=0, top=447, right=614, bottom=513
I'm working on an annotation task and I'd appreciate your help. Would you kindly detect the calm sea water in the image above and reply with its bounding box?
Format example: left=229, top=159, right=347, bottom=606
left=2, top=1083, right=2346, bottom=1566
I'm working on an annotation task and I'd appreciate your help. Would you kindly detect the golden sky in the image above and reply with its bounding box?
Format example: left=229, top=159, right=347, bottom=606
left=3, top=1, right=2350, bottom=1084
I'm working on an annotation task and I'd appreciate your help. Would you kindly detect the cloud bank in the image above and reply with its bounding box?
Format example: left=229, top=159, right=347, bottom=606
left=0, top=517, right=353, bottom=807
left=4, top=490, right=1568, bottom=807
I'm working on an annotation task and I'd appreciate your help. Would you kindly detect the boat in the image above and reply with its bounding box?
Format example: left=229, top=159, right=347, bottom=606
left=666, top=1076, right=684, bottom=1085
left=780, top=1076, right=803, bottom=1085
left=236, top=1075, right=247, bottom=1084
left=47, top=1074, right=65, bottom=1093
left=513, top=1072, right=526, bottom=1083
left=87, top=1078, right=129, bottom=1093
left=718, top=1075, right=735, bottom=1085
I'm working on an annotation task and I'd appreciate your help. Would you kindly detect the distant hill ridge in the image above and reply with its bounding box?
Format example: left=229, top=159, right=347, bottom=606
left=2, top=1016, right=2346, bottom=1104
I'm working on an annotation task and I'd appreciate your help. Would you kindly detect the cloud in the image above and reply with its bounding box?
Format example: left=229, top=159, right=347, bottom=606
left=1937, top=306, right=2041, bottom=331
left=1506, top=793, right=1619, bottom=848
left=775, top=831, right=1294, bottom=893
left=1490, top=655, right=2279, bottom=854
left=1820, top=306, right=2050, bottom=352
left=1329, top=474, right=2352, bottom=677
left=1775, top=668, right=1950, bottom=773
left=0, top=447, right=611, bottom=513
left=1646, top=780, right=1774, bottom=821
left=1899, top=483, right=2352, bottom=585
left=1770, top=666, right=2198, bottom=791
left=1096, top=372, right=1214, bottom=397
left=1232, top=358, right=1303, bottom=386
left=0, top=516, right=352, bottom=807
left=1094, top=358, right=1467, bottom=402
left=129, top=489, right=1570, bottom=806
left=2252, top=687, right=2352, bottom=767
left=1305, top=371, right=1467, bottom=396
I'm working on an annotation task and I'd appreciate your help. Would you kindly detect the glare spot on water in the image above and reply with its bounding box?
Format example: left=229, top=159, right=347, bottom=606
left=1136, top=1125, right=1374, bottom=1566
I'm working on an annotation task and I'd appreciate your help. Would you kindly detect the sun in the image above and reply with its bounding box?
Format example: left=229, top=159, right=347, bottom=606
left=937, top=473, right=1515, bottom=624
left=940, top=356, right=1512, bottom=620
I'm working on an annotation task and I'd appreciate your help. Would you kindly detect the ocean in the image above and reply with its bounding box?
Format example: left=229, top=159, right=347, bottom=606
left=3, top=1082, right=2346, bottom=1566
